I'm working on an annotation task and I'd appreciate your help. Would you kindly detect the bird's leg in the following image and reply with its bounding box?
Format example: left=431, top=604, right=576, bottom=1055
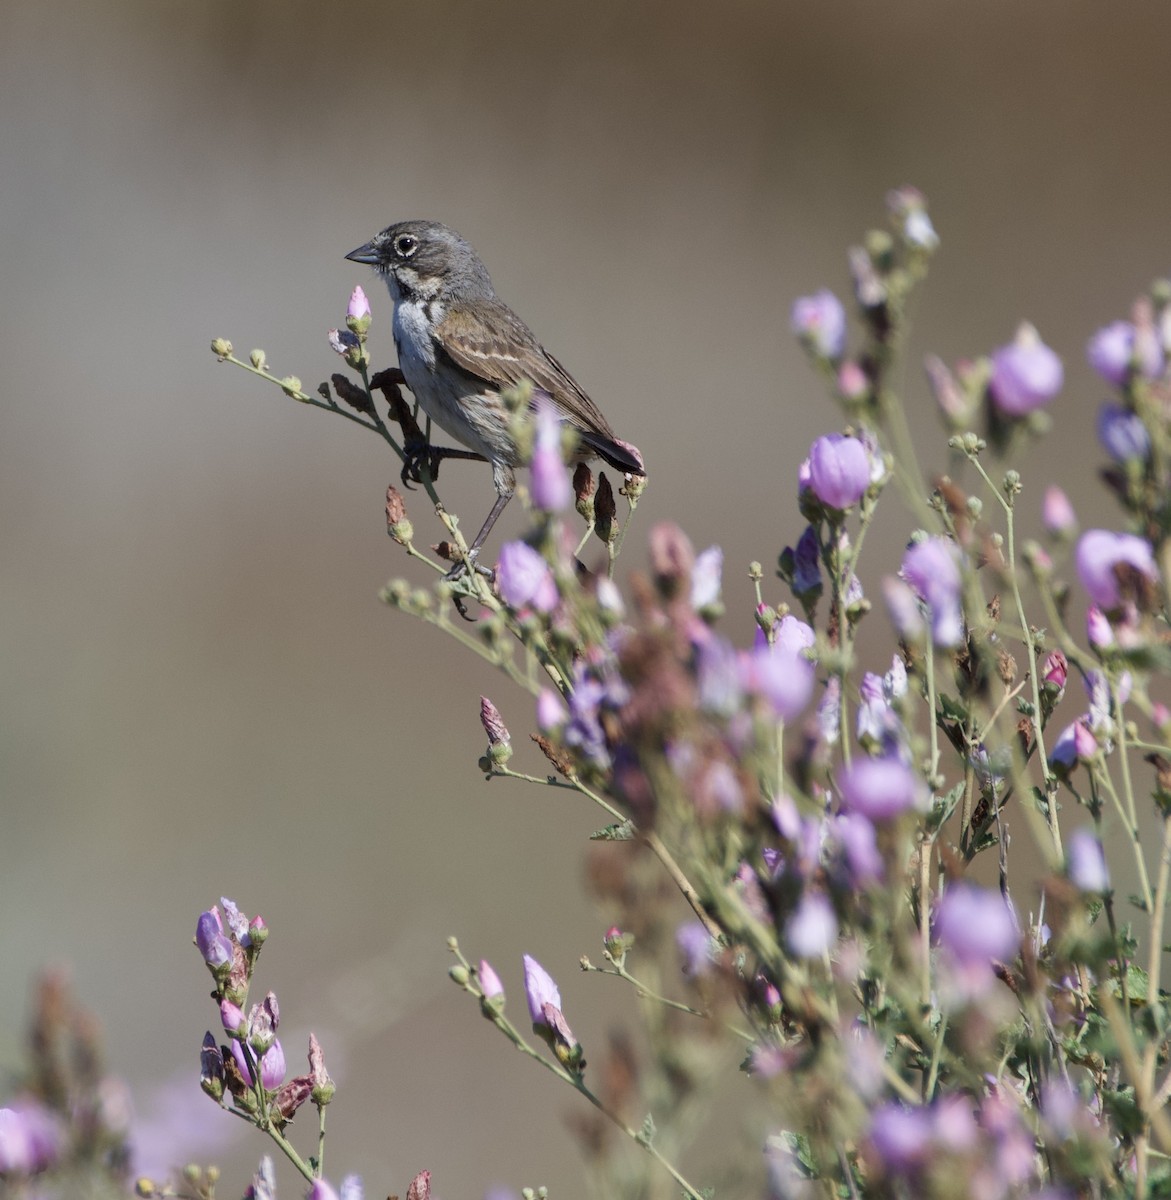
left=370, top=368, right=486, bottom=488
left=444, top=491, right=512, bottom=583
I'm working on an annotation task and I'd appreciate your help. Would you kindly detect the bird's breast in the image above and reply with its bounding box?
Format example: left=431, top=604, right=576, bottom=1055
left=392, top=298, right=439, bottom=381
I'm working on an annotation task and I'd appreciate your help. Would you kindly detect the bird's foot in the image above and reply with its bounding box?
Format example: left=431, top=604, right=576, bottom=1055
left=401, top=440, right=487, bottom=490
left=444, top=549, right=494, bottom=621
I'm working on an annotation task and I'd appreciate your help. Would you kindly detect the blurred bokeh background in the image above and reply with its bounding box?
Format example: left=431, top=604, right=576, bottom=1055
left=3, top=2, right=1171, bottom=1195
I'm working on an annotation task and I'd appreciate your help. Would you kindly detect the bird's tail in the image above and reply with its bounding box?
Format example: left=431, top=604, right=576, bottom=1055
left=580, top=430, right=646, bottom=476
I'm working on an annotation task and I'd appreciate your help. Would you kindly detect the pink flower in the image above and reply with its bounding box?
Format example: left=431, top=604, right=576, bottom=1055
left=496, top=541, right=559, bottom=613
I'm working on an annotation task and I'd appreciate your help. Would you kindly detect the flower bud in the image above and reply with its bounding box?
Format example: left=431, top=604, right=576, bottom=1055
left=345, top=285, right=372, bottom=335
left=211, top=338, right=233, bottom=359
left=836, top=359, right=870, bottom=403
left=1041, top=486, right=1077, bottom=538
left=308, top=1032, right=335, bottom=1106
left=279, top=375, right=303, bottom=399
left=199, top=1032, right=225, bottom=1101
left=249, top=348, right=266, bottom=370
left=385, top=486, right=413, bottom=544
left=573, top=463, right=595, bottom=523
left=272, top=1075, right=312, bottom=1121
left=220, top=1000, right=245, bottom=1035
left=791, top=289, right=847, bottom=360
left=603, top=926, right=633, bottom=967
left=1086, top=605, right=1114, bottom=650
left=480, top=696, right=509, bottom=744
left=406, top=1170, right=432, bottom=1200
left=593, top=473, right=617, bottom=544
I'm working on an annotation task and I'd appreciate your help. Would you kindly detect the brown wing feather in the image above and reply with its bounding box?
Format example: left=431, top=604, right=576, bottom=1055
left=434, top=303, right=617, bottom=439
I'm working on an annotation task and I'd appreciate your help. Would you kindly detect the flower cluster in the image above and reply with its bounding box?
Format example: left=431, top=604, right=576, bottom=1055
left=189, top=190, right=1171, bottom=1199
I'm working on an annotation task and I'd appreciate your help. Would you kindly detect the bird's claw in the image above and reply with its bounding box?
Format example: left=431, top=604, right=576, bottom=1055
left=443, top=550, right=495, bottom=621
left=400, top=438, right=439, bottom=490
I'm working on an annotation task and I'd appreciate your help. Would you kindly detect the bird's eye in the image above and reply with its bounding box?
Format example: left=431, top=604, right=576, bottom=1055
left=394, top=234, right=418, bottom=258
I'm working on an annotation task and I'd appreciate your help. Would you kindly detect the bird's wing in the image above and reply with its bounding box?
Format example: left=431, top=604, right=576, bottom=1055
left=434, top=302, right=617, bottom=438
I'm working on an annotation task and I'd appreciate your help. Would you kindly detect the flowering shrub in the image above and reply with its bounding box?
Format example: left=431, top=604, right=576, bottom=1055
left=12, top=187, right=1171, bottom=1197
left=193, top=189, right=1171, bottom=1198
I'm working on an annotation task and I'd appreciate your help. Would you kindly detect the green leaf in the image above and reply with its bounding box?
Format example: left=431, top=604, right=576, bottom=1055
left=590, top=820, right=635, bottom=841
left=637, top=1112, right=656, bottom=1145
left=1107, top=963, right=1150, bottom=1004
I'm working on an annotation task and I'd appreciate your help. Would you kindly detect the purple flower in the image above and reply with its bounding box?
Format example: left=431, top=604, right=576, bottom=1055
left=696, top=760, right=743, bottom=814
left=1086, top=604, right=1114, bottom=649
left=1067, top=829, right=1110, bottom=892
left=867, top=1103, right=933, bottom=1173
left=785, top=893, right=837, bottom=958
left=881, top=577, right=925, bottom=641
left=791, top=526, right=822, bottom=597
left=696, top=635, right=742, bottom=717
left=1087, top=319, right=1164, bottom=386
left=522, top=954, right=561, bottom=1028
left=196, top=908, right=233, bottom=968
left=347, top=285, right=370, bottom=322
left=220, top=898, right=251, bottom=945
left=815, top=676, right=842, bottom=746
left=989, top=324, right=1063, bottom=416
left=791, top=289, right=847, bottom=359
left=1041, top=486, right=1077, bottom=537
left=690, top=545, right=723, bottom=610
left=220, top=1000, right=245, bottom=1033
left=746, top=615, right=816, bottom=720
left=856, top=672, right=896, bottom=750
left=496, top=541, right=559, bottom=613
left=231, top=1039, right=286, bottom=1091
left=309, top=1181, right=342, bottom=1200
left=0, top=1101, right=62, bottom=1176
left=676, top=921, right=718, bottom=978
left=1097, top=402, right=1150, bottom=463
left=838, top=757, right=923, bottom=822
left=535, top=688, right=565, bottom=731
left=340, top=1178, right=365, bottom=1200
left=478, top=959, right=505, bottom=1001
left=888, top=186, right=939, bottom=250
left=934, top=883, right=1018, bottom=967
left=806, top=434, right=871, bottom=510
left=901, top=537, right=963, bottom=646
left=328, top=328, right=361, bottom=356
left=1075, top=529, right=1158, bottom=611
left=828, top=813, right=883, bottom=886
left=565, top=674, right=610, bottom=765
left=530, top=397, right=572, bottom=512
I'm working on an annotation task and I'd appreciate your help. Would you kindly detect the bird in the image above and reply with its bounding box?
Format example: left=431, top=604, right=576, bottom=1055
left=344, top=220, right=645, bottom=575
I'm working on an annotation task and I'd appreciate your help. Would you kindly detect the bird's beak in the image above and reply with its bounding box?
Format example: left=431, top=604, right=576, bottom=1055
left=344, top=240, right=381, bottom=265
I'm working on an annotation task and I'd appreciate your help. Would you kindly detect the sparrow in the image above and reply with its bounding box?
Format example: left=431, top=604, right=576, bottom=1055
left=344, top=220, right=645, bottom=574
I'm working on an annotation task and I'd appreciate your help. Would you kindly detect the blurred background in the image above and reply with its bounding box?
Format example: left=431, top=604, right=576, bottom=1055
left=3, top=1, right=1170, bottom=1195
